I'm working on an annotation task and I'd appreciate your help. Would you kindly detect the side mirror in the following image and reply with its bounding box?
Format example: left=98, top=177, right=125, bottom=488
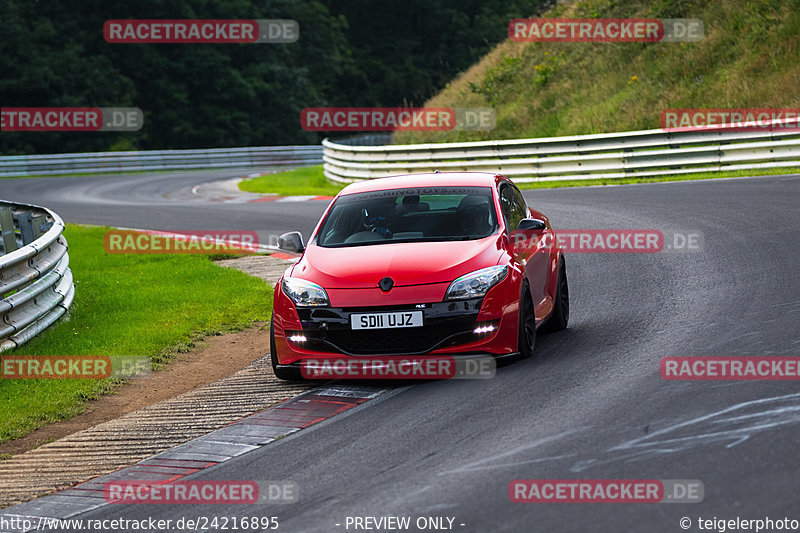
left=278, top=231, right=305, bottom=253
left=517, top=218, right=546, bottom=231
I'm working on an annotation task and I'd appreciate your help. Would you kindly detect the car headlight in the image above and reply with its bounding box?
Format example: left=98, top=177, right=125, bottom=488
left=282, top=277, right=330, bottom=307
left=445, top=266, right=507, bottom=301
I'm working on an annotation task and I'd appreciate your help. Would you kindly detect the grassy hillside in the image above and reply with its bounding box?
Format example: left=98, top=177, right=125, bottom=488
left=394, top=0, right=800, bottom=144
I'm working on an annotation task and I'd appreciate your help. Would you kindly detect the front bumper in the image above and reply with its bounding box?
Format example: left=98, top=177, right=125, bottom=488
left=272, top=273, right=522, bottom=365
left=291, top=300, right=489, bottom=356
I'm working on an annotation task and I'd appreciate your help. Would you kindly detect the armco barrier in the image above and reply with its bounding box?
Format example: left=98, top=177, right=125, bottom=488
left=322, top=118, right=800, bottom=183
left=0, top=201, right=74, bottom=352
left=0, top=145, right=322, bottom=177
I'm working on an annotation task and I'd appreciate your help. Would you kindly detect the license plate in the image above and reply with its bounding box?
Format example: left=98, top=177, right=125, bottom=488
left=350, top=310, right=423, bottom=330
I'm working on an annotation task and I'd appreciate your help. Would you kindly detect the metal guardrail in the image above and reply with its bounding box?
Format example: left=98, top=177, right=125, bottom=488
left=333, top=133, right=393, bottom=146
left=0, top=145, right=323, bottom=177
left=0, top=201, right=74, bottom=353
left=322, top=119, right=800, bottom=183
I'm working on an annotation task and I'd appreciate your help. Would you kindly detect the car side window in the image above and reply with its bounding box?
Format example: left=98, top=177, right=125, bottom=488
left=499, top=184, right=526, bottom=232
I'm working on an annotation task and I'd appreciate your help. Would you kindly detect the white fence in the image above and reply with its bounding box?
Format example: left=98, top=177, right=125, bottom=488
left=322, top=119, right=800, bottom=183
left=0, top=145, right=323, bottom=177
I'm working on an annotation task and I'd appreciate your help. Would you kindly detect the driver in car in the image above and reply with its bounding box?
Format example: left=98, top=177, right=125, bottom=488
left=362, top=199, right=395, bottom=238
left=457, top=195, right=493, bottom=237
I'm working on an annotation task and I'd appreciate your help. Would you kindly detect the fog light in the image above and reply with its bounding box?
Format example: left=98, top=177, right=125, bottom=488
left=473, top=324, right=496, bottom=335
left=288, top=334, right=307, bottom=343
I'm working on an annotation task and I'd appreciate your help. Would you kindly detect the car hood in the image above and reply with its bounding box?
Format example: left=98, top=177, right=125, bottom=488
left=290, top=236, right=505, bottom=289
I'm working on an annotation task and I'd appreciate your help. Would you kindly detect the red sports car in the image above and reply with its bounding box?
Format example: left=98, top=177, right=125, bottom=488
left=270, top=172, right=568, bottom=380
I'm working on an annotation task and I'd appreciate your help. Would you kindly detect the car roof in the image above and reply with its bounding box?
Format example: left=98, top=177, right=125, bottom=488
left=338, top=172, right=506, bottom=196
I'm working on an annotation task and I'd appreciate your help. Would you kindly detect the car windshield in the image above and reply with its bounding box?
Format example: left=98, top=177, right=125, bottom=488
left=316, top=186, right=498, bottom=247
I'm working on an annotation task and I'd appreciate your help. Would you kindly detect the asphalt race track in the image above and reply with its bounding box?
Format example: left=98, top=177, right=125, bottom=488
left=2, top=172, right=799, bottom=532
left=0, top=170, right=331, bottom=245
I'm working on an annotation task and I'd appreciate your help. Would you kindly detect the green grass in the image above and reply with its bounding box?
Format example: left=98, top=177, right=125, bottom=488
left=515, top=166, right=800, bottom=189
left=395, top=0, right=800, bottom=144
left=239, top=166, right=800, bottom=196
left=238, top=166, right=344, bottom=196
left=0, top=224, right=272, bottom=445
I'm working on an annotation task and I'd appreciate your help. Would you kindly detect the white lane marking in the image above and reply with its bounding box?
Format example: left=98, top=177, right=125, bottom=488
left=571, top=392, right=800, bottom=472
left=278, top=195, right=316, bottom=202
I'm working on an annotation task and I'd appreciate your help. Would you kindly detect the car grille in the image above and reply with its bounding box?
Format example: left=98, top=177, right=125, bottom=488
left=320, top=319, right=474, bottom=355
left=294, top=301, right=483, bottom=356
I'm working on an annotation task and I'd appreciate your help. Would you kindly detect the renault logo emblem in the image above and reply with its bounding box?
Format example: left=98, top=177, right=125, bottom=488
left=379, top=277, right=394, bottom=292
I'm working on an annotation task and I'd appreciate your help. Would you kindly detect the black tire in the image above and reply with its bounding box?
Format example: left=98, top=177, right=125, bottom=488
left=518, top=282, right=536, bottom=358
left=270, top=316, right=303, bottom=381
left=541, top=257, right=569, bottom=333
